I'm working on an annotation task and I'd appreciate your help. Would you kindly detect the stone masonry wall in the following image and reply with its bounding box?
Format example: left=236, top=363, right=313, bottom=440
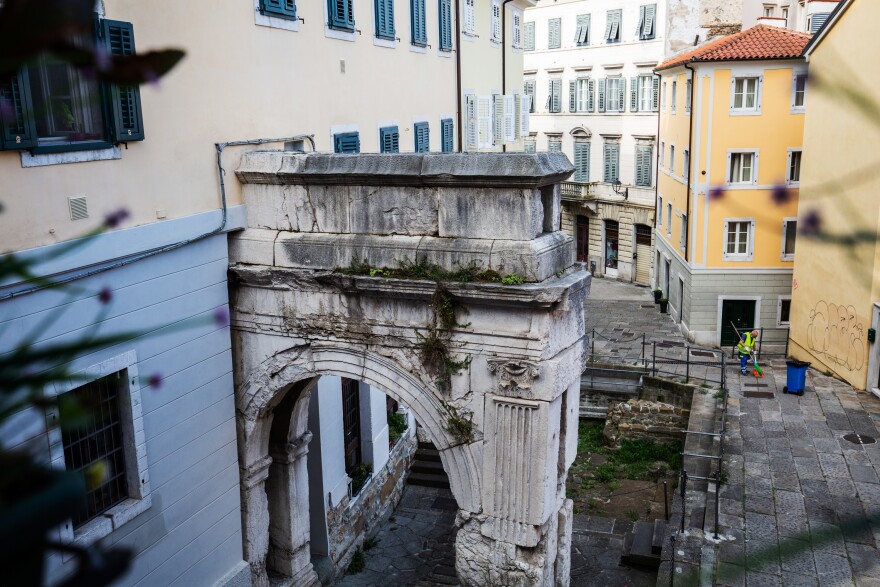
left=602, top=399, right=690, bottom=447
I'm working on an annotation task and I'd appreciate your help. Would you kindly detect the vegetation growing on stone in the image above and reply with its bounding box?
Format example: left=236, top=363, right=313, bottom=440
left=346, top=547, right=366, bottom=574
left=418, top=285, right=472, bottom=392
left=387, top=412, right=408, bottom=443
left=441, top=400, right=476, bottom=445
left=337, top=257, right=526, bottom=286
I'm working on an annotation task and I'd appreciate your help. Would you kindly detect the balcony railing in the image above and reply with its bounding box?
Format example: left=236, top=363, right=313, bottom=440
left=560, top=181, right=655, bottom=206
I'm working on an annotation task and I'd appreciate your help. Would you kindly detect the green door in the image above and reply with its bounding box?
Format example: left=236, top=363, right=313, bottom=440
left=720, top=299, right=756, bottom=346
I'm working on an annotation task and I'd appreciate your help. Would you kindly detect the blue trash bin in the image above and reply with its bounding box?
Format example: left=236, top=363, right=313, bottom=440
left=783, top=360, right=810, bottom=396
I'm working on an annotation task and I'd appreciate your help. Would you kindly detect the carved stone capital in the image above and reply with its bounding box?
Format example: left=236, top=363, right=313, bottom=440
left=487, top=359, right=541, bottom=395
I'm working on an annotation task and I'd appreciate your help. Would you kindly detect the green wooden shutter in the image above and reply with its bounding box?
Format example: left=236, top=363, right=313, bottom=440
left=439, top=0, right=453, bottom=50
left=574, top=143, right=590, bottom=182
left=644, top=4, right=656, bottom=39
left=575, top=14, right=590, bottom=45
left=630, top=76, right=639, bottom=112
left=635, top=145, right=652, bottom=186
left=637, top=5, right=646, bottom=38
left=597, top=78, right=606, bottom=112
left=604, top=142, right=619, bottom=182
left=552, top=79, right=561, bottom=113
left=652, top=76, right=660, bottom=111
left=588, top=79, right=595, bottom=112
left=329, top=0, right=355, bottom=30
left=411, top=0, right=427, bottom=45
left=441, top=118, right=453, bottom=152
left=334, top=132, right=360, bottom=153
left=0, top=69, right=38, bottom=150
left=524, top=80, right=536, bottom=113
left=525, top=21, right=535, bottom=51
left=618, top=78, right=626, bottom=112
left=380, top=126, right=399, bottom=153
left=101, top=19, right=145, bottom=142
left=376, top=0, right=395, bottom=39
left=549, top=18, right=561, bottom=49
left=261, top=0, right=297, bottom=20
left=414, top=122, right=429, bottom=152
left=569, top=80, right=577, bottom=113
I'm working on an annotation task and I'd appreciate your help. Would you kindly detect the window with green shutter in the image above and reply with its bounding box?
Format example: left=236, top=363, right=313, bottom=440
left=575, top=14, right=590, bottom=46
left=439, top=0, right=453, bottom=51
left=603, top=141, right=620, bottom=182
left=548, top=18, right=561, bottom=49
left=524, top=80, right=536, bottom=113
left=411, top=0, right=427, bottom=46
left=635, top=145, right=653, bottom=187
left=414, top=122, right=430, bottom=152
left=375, top=0, right=395, bottom=39
left=441, top=118, right=454, bottom=152
left=380, top=126, right=399, bottom=153
left=0, top=18, right=146, bottom=152
left=547, top=79, right=562, bottom=113
left=605, top=9, right=621, bottom=43
left=260, top=0, right=297, bottom=20
left=328, top=0, right=355, bottom=31
left=637, top=4, right=656, bottom=40
left=574, top=142, right=590, bottom=182
left=334, top=132, right=360, bottom=153
left=524, top=137, right=536, bottom=153
left=524, top=22, right=535, bottom=51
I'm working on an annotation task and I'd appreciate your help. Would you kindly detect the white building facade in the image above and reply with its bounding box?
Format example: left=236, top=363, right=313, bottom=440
left=523, top=0, right=665, bottom=283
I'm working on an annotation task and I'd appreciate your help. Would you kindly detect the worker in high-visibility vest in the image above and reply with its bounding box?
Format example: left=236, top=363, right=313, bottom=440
left=737, top=330, right=759, bottom=375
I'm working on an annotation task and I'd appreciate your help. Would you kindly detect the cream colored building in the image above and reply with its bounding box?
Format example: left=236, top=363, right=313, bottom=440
left=789, top=0, right=879, bottom=393
left=0, top=0, right=530, bottom=585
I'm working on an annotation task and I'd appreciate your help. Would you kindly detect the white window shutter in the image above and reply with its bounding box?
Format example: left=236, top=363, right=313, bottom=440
left=477, top=95, right=493, bottom=149
left=493, top=95, right=504, bottom=146
left=464, top=0, right=475, bottom=35
left=519, top=95, right=530, bottom=136
left=466, top=95, right=478, bottom=150
left=503, top=95, right=516, bottom=142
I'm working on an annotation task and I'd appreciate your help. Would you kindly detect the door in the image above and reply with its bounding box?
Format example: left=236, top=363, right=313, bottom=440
left=634, top=224, right=652, bottom=285
left=664, top=259, right=670, bottom=297
left=604, top=220, right=619, bottom=277
left=720, top=299, right=757, bottom=346
left=341, top=378, right=361, bottom=475
left=576, top=215, right=589, bottom=262
left=678, top=277, right=685, bottom=323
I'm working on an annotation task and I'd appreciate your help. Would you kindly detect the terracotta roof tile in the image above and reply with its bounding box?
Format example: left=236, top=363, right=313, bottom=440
left=656, top=24, right=811, bottom=71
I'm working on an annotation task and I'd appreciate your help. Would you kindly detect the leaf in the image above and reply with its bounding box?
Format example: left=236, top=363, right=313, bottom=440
left=98, top=50, right=186, bottom=85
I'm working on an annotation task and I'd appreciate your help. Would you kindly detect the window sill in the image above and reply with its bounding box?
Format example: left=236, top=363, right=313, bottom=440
left=254, top=0, right=300, bottom=31
left=70, top=495, right=152, bottom=549
left=21, top=145, right=122, bottom=168
left=374, top=36, right=396, bottom=49
left=722, top=256, right=753, bottom=263
left=325, top=25, right=356, bottom=41
left=410, top=43, right=428, bottom=54
left=31, top=141, right=115, bottom=155
left=729, top=109, right=762, bottom=116
left=781, top=255, right=794, bottom=262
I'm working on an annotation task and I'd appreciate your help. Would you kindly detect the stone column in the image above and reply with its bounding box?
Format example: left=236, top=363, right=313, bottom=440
left=241, top=455, right=273, bottom=587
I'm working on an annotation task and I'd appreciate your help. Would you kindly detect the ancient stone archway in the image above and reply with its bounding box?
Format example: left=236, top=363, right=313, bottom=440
left=229, top=152, right=590, bottom=587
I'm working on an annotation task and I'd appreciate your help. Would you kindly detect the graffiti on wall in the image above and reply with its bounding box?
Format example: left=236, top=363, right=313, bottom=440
left=806, top=301, right=866, bottom=372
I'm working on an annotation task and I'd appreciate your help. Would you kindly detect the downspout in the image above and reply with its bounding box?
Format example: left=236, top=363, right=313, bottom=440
left=683, top=63, right=696, bottom=263
left=501, top=0, right=515, bottom=153
left=455, top=0, right=463, bottom=152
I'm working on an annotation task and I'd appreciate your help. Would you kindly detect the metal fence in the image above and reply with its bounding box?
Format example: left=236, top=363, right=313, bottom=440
left=727, top=325, right=791, bottom=361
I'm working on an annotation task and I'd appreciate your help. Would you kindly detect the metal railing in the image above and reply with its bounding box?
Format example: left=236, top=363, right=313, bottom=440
left=728, top=325, right=791, bottom=360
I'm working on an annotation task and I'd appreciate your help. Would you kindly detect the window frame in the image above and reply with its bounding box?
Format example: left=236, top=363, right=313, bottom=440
left=605, top=9, right=621, bottom=44
left=379, top=125, right=400, bottom=153
left=575, top=77, right=591, bottom=112
left=327, top=0, right=356, bottom=32
left=414, top=121, right=430, bottom=152
left=637, top=4, right=656, bottom=41
left=491, top=1, right=502, bottom=44
left=671, top=80, right=677, bottom=113
left=575, top=13, right=591, bottom=46
left=680, top=213, right=687, bottom=252
left=730, top=76, right=762, bottom=114
left=777, top=295, right=792, bottom=326
left=462, top=0, right=476, bottom=36
left=411, top=0, right=428, bottom=46
left=722, top=218, right=755, bottom=261
left=439, top=0, right=453, bottom=51
left=685, top=79, right=692, bottom=113
left=605, top=77, right=623, bottom=112
left=669, top=144, right=675, bottom=173
left=573, top=139, right=590, bottom=182
left=638, top=75, right=653, bottom=111
left=547, top=136, right=563, bottom=152
left=727, top=150, right=759, bottom=186
left=791, top=72, right=807, bottom=112
left=547, top=78, right=562, bottom=113
left=334, top=131, right=361, bottom=153
left=786, top=148, right=801, bottom=185
left=524, top=21, right=535, bottom=51
left=683, top=148, right=690, bottom=181
left=666, top=202, right=672, bottom=236
left=548, top=17, right=561, bottom=49
left=512, top=11, right=522, bottom=49
left=524, top=135, right=537, bottom=153
left=635, top=143, right=653, bottom=187
left=374, top=0, right=396, bottom=40
left=781, top=217, right=797, bottom=261
left=657, top=196, right=663, bottom=227
left=441, top=118, right=454, bottom=152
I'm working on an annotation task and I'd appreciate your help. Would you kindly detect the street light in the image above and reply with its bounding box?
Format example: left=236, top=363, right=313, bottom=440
left=611, top=179, right=629, bottom=200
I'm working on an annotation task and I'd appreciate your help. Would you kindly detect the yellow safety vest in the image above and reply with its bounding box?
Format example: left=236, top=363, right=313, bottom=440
left=737, top=333, right=754, bottom=354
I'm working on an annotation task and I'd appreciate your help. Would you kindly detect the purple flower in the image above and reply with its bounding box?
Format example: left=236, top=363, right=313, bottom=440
left=98, top=286, right=113, bottom=304
left=148, top=373, right=163, bottom=389
left=771, top=184, right=791, bottom=205
left=213, top=307, right=230, bottom=327
left=104, top=208, right=130, bottom=228
left=801, top=209, right=822, bottom=236
left=708, top=186, right=725, bottom=201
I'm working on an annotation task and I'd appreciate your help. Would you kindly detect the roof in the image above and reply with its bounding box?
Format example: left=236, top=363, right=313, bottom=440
left=656, top=25, right=811, bottom=71
left=803, top=0, right=852, bottom=56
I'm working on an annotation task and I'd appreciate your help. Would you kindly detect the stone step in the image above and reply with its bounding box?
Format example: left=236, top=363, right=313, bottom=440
left=412, top=460, right=446, bottom=475
left=407, top=471, right=451, bottom=489
left=622, top=521, right=661, bottom=568
left=415, top=447, right=443, bottom=463
left=652, top=518, right=667, bottom=555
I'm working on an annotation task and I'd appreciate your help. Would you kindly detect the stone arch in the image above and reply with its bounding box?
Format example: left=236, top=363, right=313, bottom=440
left=236, top=342, right=482, bottom=586
left=568, top=126, right=592, bottom=139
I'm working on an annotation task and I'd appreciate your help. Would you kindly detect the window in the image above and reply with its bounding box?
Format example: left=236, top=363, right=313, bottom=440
left=603, top=77, right=624, bottom=112
left=441, top=118, right=454, bottom=152
left=809, top=12, right=830, bottom=34
left=414, top=121, right=429, bottom=152
left=463, top=0, right=476, bottom=35
left=380, top=126, right=400, bottom=153
left=491, top=1, right=502, bottom=43
left=685, top=79, right=692, bottom=113
left=728, top=151, right=757, bottom=184
left=763, top=5, right=774, bottom=17
left=375, top=0, right=395, bottom=39
left=512, top=12, right=522, bottom=48
left=680, top=214, right=687, bottom=251
left=411, top=0, right=427, bottom=45
left=524, top=22, right=535, bottom=51
left=605, top=9, right=621, bottom=43
left=518, top=94, right=530, bottom=137
left=524, top=79, right=536, bottom=113
left=476, top=95, right=493, bottom=149
left=669, top=145, right=675, bottom=173
left=0, top=19, right=145, bottom=152
left=782, top=7, right=789, bottom=26
left=329, top=0, right=355, bottom=31
left=683, top=148, right=689, bottom=180
left=777, top=296, right=792, bottom=325
left=439, top=0, right=453, bottom=50
left=782, top=218, right=797, bottom=260
left=787, top=150, right=801, bottom=184
left=548, top=137, right=562, bottom=152
left=524, top=136, right=536, bottom=153
left=635, top=144, right=653, bottom=187
left=660, top=141, right=665, bottom=167
left=261, top=0, right=297, bottom=20
left=548, top=17, right=561, bottom=49
left=666, top=203, right=672, bottom=235
left=732, top=77, right=760, bottom=111
left=575, top=14, right=591, bottom=45
left=637, top=4, right=656, bottom=40
left=657, top=196, right=663, bottom=226
left=334, top=131, right=360, bottom=153
left=341, top=378, right=362, bottom=476
left=575, top=78, right=593, bottom=112
left=724, top=219, right=753, bottom=260
left=603, top=140, right=620, bottom=182
left=547, top=78, right=562, bottom=113
left=671, top=80, right=677, bottom=112
left=574, top=141, right=590, bottom=182
left=661, top=81, right=666, bottom=110
left=792, top=74, right=806, bottom=110
left=637, top=75, right=654, bottom=111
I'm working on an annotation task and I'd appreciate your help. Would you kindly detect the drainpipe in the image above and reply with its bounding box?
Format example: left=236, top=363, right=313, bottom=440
left=455, top=0, right=463, bottom=152
left=683, top=63, right=696, bottom=263
left=501, top=0, right=515, bottom=152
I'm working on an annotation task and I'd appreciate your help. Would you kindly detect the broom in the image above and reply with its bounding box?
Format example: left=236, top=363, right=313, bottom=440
left=731, top=322, right=764, bottom=377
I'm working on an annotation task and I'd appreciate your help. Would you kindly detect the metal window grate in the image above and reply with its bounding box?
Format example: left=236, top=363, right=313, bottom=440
left=60, top=372, right=128, bottom=528
left=341, top=378, right=361, bottom=476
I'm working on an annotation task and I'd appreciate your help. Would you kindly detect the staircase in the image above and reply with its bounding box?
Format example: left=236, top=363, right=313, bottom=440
left=621, top=518, right=667, bottom=568
left=407, top=441, right=451, bottom=489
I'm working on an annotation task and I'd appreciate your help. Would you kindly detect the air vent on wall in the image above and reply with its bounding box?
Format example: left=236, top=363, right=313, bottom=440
left=68, top=196, right=88, bottom=221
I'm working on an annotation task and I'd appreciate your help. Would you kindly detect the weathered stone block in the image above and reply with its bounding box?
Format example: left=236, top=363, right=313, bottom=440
left=437, top=187, right=543, bottom=240
left=348, top=185, right=438, bottom=236
left=229, top=228, right=277, bottom=266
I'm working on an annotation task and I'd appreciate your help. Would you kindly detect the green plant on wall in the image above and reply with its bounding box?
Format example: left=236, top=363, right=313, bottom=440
left=418, top=285, right=471, bottom=392
left=387, top=411, right=408, bottom=443
left=441, top=400, right=476, bottom=445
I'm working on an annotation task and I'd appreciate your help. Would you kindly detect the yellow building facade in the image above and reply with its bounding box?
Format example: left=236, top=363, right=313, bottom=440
left=654, top=25, right=810, bottom=348
left=789, top=0, right=880, bottom=393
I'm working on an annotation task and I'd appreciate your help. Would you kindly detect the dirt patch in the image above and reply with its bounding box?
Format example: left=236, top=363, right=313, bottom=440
left=567, top=422, right=680, bottom=522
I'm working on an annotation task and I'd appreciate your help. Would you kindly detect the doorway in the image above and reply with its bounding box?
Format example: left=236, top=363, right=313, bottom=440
left=664, top=259, right=670, bottom=298
left=604, top=220, right=619, bottom=278
left=634, top=224, right=652, bottom=285
left=720, top=298, right=758, bottom=346
left=576, top=215, right=589, bottom=262
left=678, top=277, right=685, bottom=324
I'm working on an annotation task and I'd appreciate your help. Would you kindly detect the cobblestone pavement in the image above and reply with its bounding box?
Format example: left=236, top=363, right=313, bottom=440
left=570, top=515, right=658, bottom=587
